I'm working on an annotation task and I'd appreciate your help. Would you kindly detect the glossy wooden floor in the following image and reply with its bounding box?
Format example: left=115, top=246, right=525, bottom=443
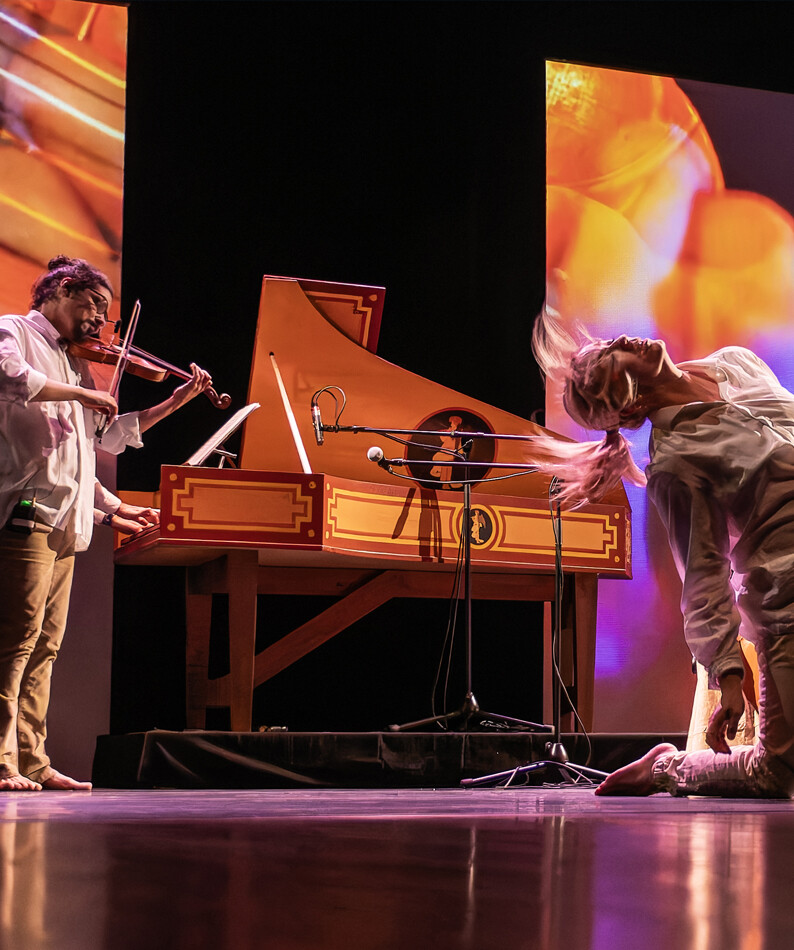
left=2, top=786, right=793, bottom=950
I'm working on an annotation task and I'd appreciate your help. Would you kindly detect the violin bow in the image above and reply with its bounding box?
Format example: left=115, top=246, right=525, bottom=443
left=96, top=299, right=140, bottom=438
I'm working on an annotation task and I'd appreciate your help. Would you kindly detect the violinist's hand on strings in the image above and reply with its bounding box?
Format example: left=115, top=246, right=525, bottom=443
left=112, top=503, right=160, bottom=536
left=170, top=363, right=213, bottom=409
left=136, top=364, right=217, bottom=434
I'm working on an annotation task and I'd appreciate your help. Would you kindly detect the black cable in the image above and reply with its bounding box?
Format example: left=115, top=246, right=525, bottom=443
left=429, top=529, right=466, bottom=729
left=547, top=479, right=594, bottom=768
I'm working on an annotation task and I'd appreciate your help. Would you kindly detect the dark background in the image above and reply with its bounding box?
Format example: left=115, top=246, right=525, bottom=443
left=111, top=0, right=794, bottom=734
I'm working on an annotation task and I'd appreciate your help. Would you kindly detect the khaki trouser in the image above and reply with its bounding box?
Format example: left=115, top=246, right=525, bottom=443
left=0, top=525, right=75, bottom=779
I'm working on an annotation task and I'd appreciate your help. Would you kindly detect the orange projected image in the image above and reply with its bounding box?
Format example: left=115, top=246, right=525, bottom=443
left=546, top=60, right=794, bottom=362
left=0, top=0, right=126, bottom=319
left=546, top=61, right=794, bottom=731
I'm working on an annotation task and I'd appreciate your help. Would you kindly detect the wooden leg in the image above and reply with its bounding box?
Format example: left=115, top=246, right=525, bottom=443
left=573, top=573, right=598, bottom=733
left=543, top=573, right=598, bottom=734
left=226, top=550, right=259, bottom=732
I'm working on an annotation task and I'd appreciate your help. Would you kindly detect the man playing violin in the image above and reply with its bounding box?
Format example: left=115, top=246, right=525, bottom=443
left=0, top=255, right=213, bottom=791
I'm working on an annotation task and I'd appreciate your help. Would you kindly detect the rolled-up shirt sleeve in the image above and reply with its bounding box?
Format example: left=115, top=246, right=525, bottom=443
left=649, top=471, right=745, bottom=688
left=97, top=411, right=143, bottom=454
left=0, top=332, right=48, bottom=403
left=94, top=479, right=122, bottom=520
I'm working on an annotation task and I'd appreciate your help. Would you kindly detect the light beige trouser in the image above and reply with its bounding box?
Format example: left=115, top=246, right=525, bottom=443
left=657, top=447, right=794, bottom=796
left=0, top=526, right=75, bottom=779
left=655, top=635, right=794, bottom=797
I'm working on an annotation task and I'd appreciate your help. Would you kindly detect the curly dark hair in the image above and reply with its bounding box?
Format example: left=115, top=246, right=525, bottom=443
left=31, top=255, right=113, bottom=309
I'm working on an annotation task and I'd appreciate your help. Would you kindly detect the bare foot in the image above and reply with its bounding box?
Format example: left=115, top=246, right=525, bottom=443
left=0, top=770, right=42, bottom=791
left=35, top=768, right=92, bottom=791
left=595, top=743, right=679, bottom=796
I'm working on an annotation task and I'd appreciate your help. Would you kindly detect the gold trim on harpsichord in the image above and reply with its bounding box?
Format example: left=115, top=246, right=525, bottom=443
left=491, top=506, right=621, bottom=562
left=169, top=480, right=313, bottom=533
left=325, top=484, right=462, bottom=557
left=303, top=289, right=380, bottom=349
left=322, top=480, right=628, bottom=572
left=625, top=512, right=632, bottom=567
left=163, top=469, right=317, bottom=537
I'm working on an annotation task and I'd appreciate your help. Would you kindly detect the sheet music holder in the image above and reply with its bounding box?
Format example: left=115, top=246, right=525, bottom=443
left=184, top=403, right=260, bottom=467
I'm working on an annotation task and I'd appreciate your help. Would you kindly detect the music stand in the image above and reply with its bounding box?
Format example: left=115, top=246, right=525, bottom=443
left=184, top=402, right=260, bottom=467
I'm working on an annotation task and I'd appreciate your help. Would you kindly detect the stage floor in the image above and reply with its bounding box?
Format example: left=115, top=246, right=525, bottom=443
left=2, top=787, right=793, bottom=949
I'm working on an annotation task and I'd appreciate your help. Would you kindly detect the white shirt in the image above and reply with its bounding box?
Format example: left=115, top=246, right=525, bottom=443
left=647, top=346, right=794, bottom=686
left=0, top=310, right=143, bottom=552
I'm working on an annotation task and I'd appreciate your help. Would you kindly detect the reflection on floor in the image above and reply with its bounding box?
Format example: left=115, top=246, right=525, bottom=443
left=1, top=787, right=793, bottom=949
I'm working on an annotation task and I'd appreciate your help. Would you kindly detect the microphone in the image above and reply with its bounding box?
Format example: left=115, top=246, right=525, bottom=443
left=367, top=445, right=391, bottom=472
left=311, top=400, right=324, bottom=446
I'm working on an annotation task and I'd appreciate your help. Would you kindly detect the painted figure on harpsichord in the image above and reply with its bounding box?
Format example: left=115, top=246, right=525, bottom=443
left=429, top=415, right=464, bottom=484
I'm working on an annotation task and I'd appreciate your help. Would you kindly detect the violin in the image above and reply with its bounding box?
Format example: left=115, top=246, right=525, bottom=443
left=67, top=338, right=232, bottom=409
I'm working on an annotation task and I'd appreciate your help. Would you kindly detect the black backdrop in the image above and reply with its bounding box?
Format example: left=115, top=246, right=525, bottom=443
left=111, top=1, right=794, bottom=734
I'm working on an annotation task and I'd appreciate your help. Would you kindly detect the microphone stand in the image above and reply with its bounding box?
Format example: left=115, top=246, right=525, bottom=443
left=310, top=395, right=605, bottom=765
left=459, top=483, right=608, bottom=786
left=387, top=441, right=550, bottom=734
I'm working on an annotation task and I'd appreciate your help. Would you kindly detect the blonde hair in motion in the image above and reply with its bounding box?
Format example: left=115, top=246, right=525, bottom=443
left=529, top=307, right=647, bottom=507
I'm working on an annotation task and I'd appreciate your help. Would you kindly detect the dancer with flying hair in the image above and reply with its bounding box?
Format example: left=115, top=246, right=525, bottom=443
left=532, top=308, right=794, bottom=797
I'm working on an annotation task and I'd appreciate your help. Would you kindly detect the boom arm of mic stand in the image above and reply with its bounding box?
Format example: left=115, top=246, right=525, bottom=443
left=323, top=423, right=541, bottom=443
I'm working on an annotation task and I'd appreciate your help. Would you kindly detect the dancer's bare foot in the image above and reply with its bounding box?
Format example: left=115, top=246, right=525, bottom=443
left=595, top=743, right=678, bottom=796
left=0, top=768, right=42, bottom=791
left=34, top=768, right=92, bottom=791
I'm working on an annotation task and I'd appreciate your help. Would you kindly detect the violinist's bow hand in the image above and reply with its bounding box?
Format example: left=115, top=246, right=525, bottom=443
left=79, top=388, right=118, bottom=439
left=79, top=387, right=118, bottom=421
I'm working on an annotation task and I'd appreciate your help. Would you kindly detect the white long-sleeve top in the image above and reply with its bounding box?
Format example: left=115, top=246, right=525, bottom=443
left=647, top=346, right=794, bottom=687
left=0, top=310, right=143, bottom=552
